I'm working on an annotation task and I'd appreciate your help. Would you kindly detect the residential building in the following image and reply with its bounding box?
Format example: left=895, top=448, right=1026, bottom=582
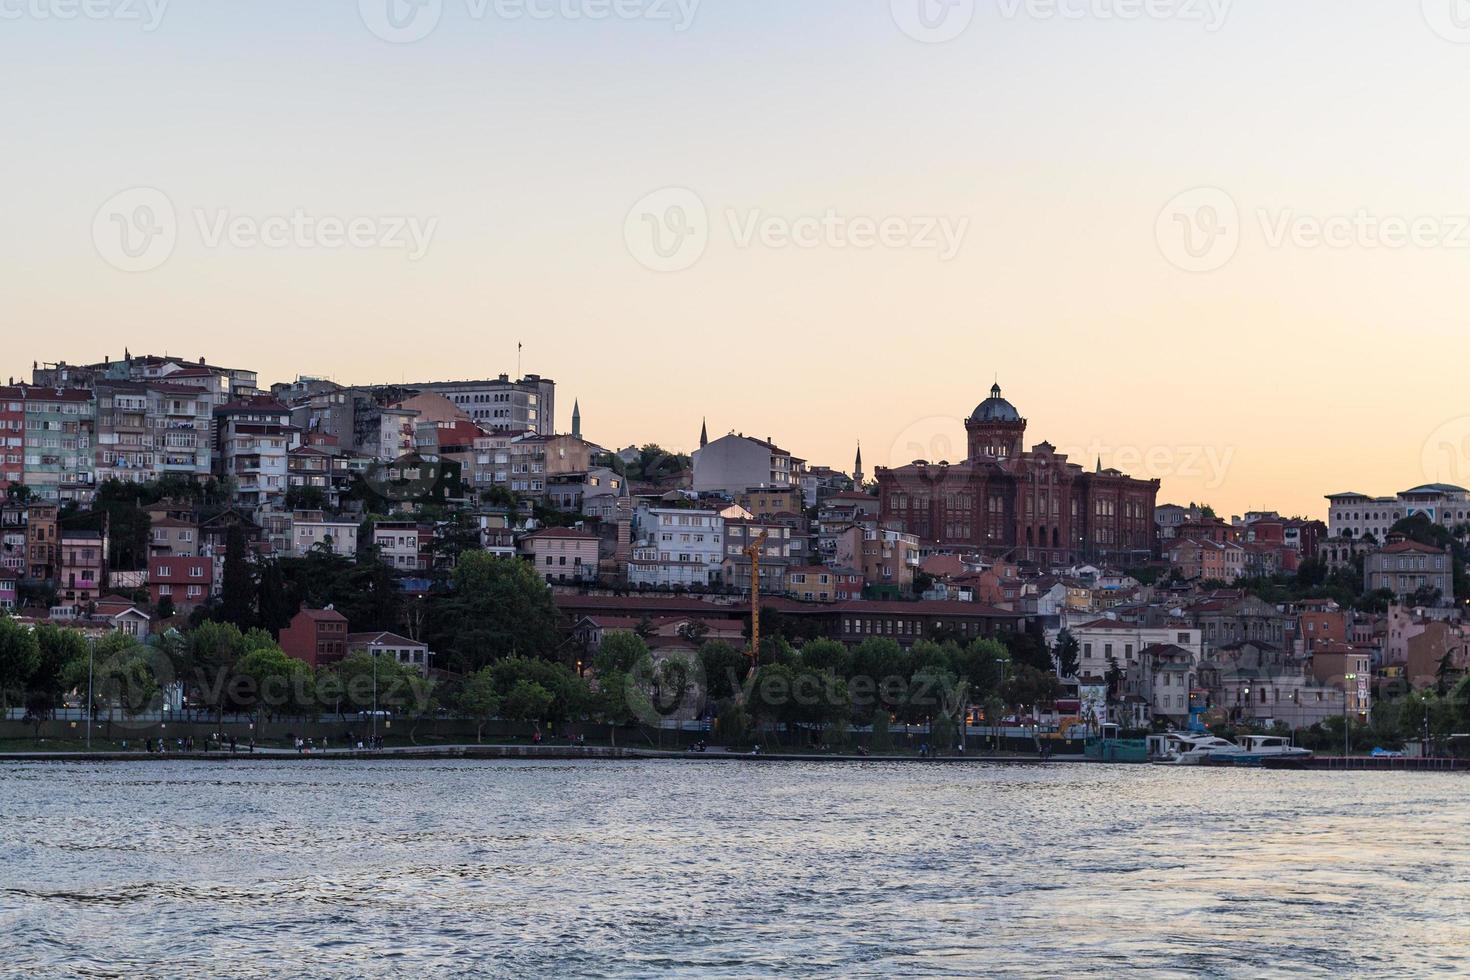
left=0, top=387, right=26, bottom=488
left=58, top=529, right=105, bottom=604
left=628, top=507, right=724, bottom=589
left=0, top=567, right=16, bottom=610
left=215, top=397, right=294, bottom=510
left=519, top=527, right=600, bottom=584
left=147, top=381, right=217, bottom=482
left=148, top=555, right=214, bottom=610
left=347, top=630, right=433, bottom=675
left=148, top=517, right=199, bottom=557
left=279, top=605, right=350, bottom=669
left=832, top=518, right=919, bottom=598
left=405, top=374, right=555, bottom=435
left=1308, top=642, right=1373, bottom=717
left=692, top=432, right=795, bottom=495
left=1069, top=619, right=1204, bottom=682
left=373, top=521, right=432, bottom=571
left=291, top=511, right=360, bottom=557
left=1166, top=537, right=1244, bottom=582
left=721, top=518, right=796, bottom=595
left=785, top=565, right=863, bottom=603
left=21, top=386, right=96, bottom=503
left=877, top=384, right=1158, bottom=565
left=1404, top=622, right=1470, bottom=690
left=734, top=486, right=805, bottom=519
left=1363, top=537, right=1455, bottom=606
left=26, top=503, right=58, bottom=581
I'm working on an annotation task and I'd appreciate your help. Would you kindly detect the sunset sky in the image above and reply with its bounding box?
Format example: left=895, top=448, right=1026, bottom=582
left=4, top=0, right=1469, bottom=518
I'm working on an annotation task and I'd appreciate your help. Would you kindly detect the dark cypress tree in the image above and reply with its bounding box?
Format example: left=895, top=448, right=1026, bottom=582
left=219, top=522, right=255, bottom=629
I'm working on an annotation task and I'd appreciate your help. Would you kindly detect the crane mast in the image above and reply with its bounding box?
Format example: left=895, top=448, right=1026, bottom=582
left=745, top=530, right=770, bottom=667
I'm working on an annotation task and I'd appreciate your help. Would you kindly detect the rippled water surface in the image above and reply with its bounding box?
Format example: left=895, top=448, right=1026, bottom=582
left=1, top=760, right=1467, bottom=977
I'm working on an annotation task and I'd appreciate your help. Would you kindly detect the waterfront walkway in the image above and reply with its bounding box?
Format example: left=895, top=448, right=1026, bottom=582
left=0, top=744, right=1089, bottom=764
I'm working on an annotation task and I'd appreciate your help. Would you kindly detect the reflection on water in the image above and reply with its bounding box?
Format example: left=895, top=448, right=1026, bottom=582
left=1, top=761, right=1467, bottom=977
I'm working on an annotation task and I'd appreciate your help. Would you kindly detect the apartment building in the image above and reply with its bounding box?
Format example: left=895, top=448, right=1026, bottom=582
left=149, top=555, right=214, bottom=610
left=405, top=374, right=555, bottom=435
left=519, top=527, right=599, bottom=584
left=0, top=387, right=24, bottom=488
left=628, top=507, right=724, bottom=588
left=374, top=521, right=432, bottom=571
left=58, top=528, right=105, bottom=604
left=21, top=387, right=96, bottom=503
left=215, top=397, right=294, bottom=511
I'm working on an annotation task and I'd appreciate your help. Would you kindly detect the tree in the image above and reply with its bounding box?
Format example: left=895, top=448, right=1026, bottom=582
left=188, top=620, right=248, bottom=720
left=1105, top=655, right=1125, bottom=706
left=428, top=552, right=561, bottom=671
left=237, top=644, right=315, bottom=728
left=502, top=679, right=555, bottom=728
left=800, top=638, right=851, bottom=678
left=0, top=617, right=41, bottom=712
left=459, top=667, right=502, bottom=743
left=26, top=625, right=86, bottom=718
left=868, top=707, right=892, bottom=753
left=700, top=641, right=749, bottom=702
left=219, top=523, right=255, bottom=629
left=284, top=484, right=327, bottom=512
left=1053, top=630, right=1081, bottom=679
left=594, top=631, right=649, bottom=676
left=1001, top=630, right=1052, bottom=673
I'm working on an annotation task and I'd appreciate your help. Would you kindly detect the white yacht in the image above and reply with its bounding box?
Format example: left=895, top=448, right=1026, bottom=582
left=1153, top=732, right=1312, bottom=765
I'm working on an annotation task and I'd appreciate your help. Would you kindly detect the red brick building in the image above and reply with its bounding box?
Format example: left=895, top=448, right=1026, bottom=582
left=279, top=605, right=350, bottom=669
left=0, top=386, right=23, bottom=489
left=149, top=554, right=214, bottom=609
left=876, top=384, right=1158, bottom=565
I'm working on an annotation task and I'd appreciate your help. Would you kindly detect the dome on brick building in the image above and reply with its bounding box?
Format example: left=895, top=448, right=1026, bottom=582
left=971, top=383, right=1020, bottom=423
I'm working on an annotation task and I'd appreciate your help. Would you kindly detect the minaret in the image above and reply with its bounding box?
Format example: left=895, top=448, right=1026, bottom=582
left=699, top=418, right=709, bottom=449
left=854, top=441, right=864, bottom=486
left=571, top=400, right=581, bottom=440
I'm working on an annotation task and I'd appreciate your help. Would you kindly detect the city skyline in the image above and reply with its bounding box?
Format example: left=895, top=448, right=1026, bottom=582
left=6, top=346, right=1458, bottom=521
left=6, top=1, right=1470, bottom=519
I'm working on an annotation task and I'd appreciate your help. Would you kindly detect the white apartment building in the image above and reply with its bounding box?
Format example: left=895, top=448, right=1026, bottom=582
left=692, top=433, right=796, bottom=496
left=407, top=374, right=555, bottom=435
left=373, top=522, right=428, bottom=571
left=1326, top=485, right=1470, bottom=540
left=628, top=507, right=724, bottom=588
left=291, top=512, right=360, bottom=558
left=1068, top=618, right=1205, bottom=682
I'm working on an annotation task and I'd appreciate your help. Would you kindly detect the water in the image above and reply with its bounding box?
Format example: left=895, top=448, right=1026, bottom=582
left=1, top=760, right=1466, bottom=978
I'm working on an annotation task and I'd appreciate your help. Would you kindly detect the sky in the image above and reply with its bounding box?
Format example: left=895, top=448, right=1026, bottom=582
left=4, top=0, right=1470, bottom=519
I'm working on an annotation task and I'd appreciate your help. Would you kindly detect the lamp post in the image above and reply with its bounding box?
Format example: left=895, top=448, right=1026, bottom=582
left=1343, top=673, right=1357, bottom=758
left=371, top=651, right=379, bottom=746
left=85, top=636, right=95, bottom=750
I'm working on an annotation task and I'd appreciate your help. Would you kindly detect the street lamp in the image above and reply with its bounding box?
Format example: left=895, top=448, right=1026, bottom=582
left=85, top=636, right=95, bottom=750
left=371, top=650, right=379, bottom=746
left=1343, top=673, right=1357, bottom=758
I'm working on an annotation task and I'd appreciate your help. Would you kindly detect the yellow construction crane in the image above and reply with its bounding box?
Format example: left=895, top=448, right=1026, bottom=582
left=745, top=530, right=769, bottom=667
